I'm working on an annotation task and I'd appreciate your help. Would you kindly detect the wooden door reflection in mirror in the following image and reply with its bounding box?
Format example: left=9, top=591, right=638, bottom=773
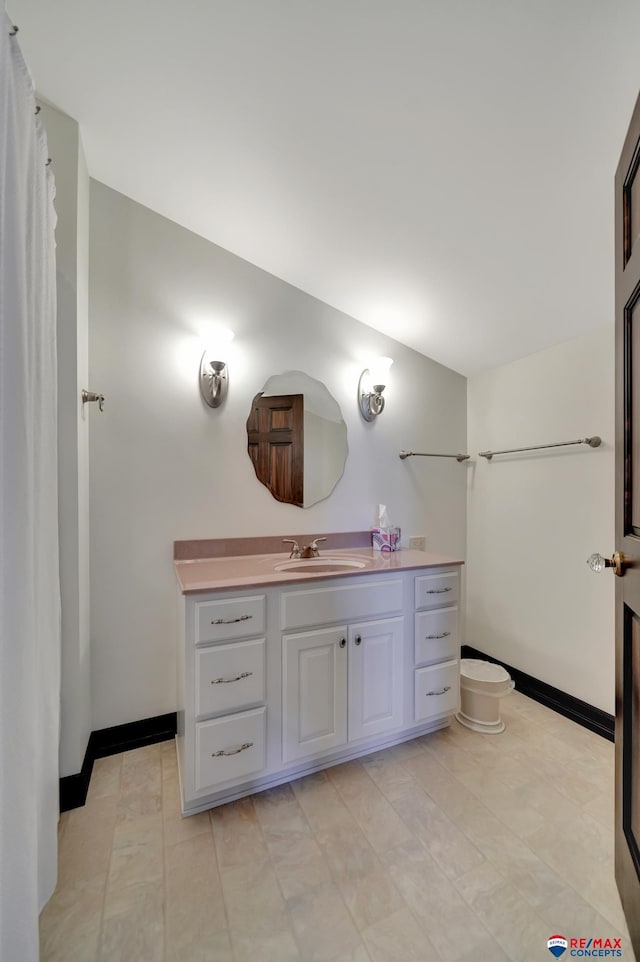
left=247, top=393, right=304, bottom=507
left=246, top=371, right=348, bottom=508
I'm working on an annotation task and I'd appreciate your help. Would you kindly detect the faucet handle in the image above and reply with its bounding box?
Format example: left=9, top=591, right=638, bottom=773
left=282, top=539, right=300, bottom=559
left=309, top=537, right=327, bottom=555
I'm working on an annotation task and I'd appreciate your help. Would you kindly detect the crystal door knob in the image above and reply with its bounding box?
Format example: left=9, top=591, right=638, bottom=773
left=587, top=551, right=625, bottom=577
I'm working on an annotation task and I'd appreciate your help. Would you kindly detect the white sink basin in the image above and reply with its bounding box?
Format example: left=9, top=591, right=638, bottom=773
left=275, top=556, right=368, bottom=573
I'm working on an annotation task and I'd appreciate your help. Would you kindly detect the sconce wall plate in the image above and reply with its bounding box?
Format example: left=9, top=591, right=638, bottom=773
left=199, top=352, right=229, bottom=407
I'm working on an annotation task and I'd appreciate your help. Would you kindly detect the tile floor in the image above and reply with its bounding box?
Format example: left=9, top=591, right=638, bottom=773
left=40, top=692, right=635, bottom=962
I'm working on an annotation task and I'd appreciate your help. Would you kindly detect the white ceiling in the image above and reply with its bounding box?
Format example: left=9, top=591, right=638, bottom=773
left=10, top=0, right=640, bottom=375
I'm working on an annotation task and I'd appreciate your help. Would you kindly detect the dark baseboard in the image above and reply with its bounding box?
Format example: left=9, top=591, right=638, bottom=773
left=462, top=645, right=615, bottom=742
left=59, top=711, right=177, bottom=813
left=59, top=655, right=615, bottom=810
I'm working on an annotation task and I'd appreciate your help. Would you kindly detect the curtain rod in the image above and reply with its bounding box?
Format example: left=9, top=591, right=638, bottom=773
left=478, top=436, right=601, bottom=460
left=399, top=451, right=470, bottom=462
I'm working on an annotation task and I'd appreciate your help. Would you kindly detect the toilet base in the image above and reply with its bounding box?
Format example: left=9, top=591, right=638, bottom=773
left=455, top=710, right=505, bottom=734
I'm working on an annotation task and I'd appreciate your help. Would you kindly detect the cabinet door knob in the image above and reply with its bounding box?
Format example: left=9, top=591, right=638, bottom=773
left=354, top=635, right=362, bottom=646
left=339, top=637, right=346, bottom=648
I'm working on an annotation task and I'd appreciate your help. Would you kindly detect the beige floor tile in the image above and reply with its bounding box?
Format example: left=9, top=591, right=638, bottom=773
left=330, top=946, right=372, bottom=962
left=58, top=794, right=118, bottom=886
left=232, top=931, right=302, bottom=962
left=453, top=861, right=505, bottom=906
left=359, top=753, right=418, bottom=803
left=162, top=774, right=212, bottom=846
left=292, top=773, right=355, bottom=837
left=422, top=734, right=487, bottom=780
left=536, top=883, right=626, bottom=944
left=167, top=928, right=234, bottom=962
left=580, top=869, right=631, bottom=935
left=328, top=765, right=414, bottom=855
left=165, top=833, right=227, bottom=949
left=381, top=842, right=490, bottom=961
left=453, top=938, right=512, bottom=962
left=505, top=859, right=571, bottom=912
left=311, top=818, right=405, bottom=928
left=326, top=760, right=373, bottom=798
left=338, top=864, right=405, bottom=932
left=469, top=879, right=553, bottom=962
left=211, top=796, right=267, bottom=869
left=57, top=810, right=70, bottom=843
left=86, top=755, right=122, bottom=801
left=450, top=797, right=542, bottom=878
left=464, top=781, right=547, bottom=839
left=108, top=811, right=164, bottom=889
left=43, top=701, right=626, bottom=962
left=314, top=820, right=382, bottom=881
left=286, top=880, right=362, bottom=962
left=392, top=789, right=485, bottom=880
left=40, top=876, right=105, bottom=962
left=583, top=787, right=614, bottom=828
left=119, top=744, right=163, bottom=796
left=100, top=878, right=164, bottom=962
left=253, top=786, right=314, bottom=839
left=400, top=751, right=478, bottom=821
left=362, top=906, right=443, bottom=962
left=266, top=830, right=333, bottom=899
left=220, top=856, right=293, bottom=940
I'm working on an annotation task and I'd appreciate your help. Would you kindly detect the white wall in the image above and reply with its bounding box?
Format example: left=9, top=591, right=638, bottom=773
left=89, top=181, right=467, bottom=730
left=466, top=327, right=615, bottom=713
left=40, top=103, right=91, bottom=776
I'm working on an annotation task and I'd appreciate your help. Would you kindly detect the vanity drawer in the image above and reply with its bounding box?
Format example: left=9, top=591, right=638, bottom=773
left=195, top=595, right=265, bottom=645
left=195, top=638, right=265, bottom=718
left=414, top=660, right=459, bottom=722
left=195, top=707, right=266, bottom=792
left=281, top=579, right=403, bottom=631
left=414, top=571, right=458, bottom=610
left=414, top=607, right=459, bottom=665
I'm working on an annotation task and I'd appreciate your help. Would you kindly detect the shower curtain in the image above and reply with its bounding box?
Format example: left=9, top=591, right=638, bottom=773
left=0, top=6, right=61, bottom=960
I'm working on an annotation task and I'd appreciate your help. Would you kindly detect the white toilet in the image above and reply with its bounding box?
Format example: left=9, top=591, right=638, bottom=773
left=456, top=658, right=515, bottom=734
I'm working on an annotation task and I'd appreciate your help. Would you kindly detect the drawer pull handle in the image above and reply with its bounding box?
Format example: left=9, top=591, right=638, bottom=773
left=212, top=741, right=253, bottom=758
left=211, top=614, right=253, bottom=625
left=425, top=587, right=452, bottom=594
left=426, top=631, right=451, bottom=640
left=339, top=637, right=347, bottom=648
left=354, top=634, right=362, bottom=646
left=425, top=686, right=452, bottom=696
left=211, top=671, right=253, bottom=685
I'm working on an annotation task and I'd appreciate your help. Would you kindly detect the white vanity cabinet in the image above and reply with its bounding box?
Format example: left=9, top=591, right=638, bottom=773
left=413, top=570, right=460, bottom=723
left=281, top=616, right=404, bottom=763
left=176, top=562, right=462, bottom=816
left=282, top=626, right=348, bottom=762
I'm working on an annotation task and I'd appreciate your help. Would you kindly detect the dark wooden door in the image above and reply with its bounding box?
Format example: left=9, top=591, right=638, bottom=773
left=246, top=393, right=304, bottom=507
left=615, top=90, right=640, bottom=954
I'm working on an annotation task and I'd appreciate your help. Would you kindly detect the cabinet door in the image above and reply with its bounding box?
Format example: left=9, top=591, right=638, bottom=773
left=348, top=618, right=403, bottom=742
left=282, top=626, right=348, bottom=763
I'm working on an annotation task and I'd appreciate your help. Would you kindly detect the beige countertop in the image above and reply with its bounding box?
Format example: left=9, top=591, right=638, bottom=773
left=174, top=547, right=464, bottom=594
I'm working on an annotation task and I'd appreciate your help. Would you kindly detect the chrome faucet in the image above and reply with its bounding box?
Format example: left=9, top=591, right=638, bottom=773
left=282, top=537, right=327, bottom=559
left=300, top=537, right=327, bottom=558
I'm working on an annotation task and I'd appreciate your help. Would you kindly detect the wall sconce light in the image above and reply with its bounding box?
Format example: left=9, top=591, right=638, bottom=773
left=358, top=356, right=393, bottom=421
left=199, top=330, right=234, bottom=408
